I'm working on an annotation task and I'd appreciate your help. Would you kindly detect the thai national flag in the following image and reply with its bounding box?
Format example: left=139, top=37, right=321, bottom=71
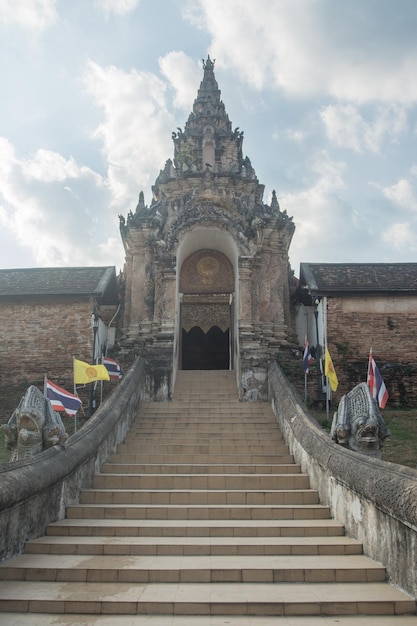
left=102, top=356, right=123, bottom=380
left=302, top=336, right=314, bottom=374
left=367, top=353, right=389, bottom=409
left=46, top=379, right=82, bottom=416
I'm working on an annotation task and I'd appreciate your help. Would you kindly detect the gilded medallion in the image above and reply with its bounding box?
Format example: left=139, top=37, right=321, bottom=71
left=197, top=256, right=219, bottom=284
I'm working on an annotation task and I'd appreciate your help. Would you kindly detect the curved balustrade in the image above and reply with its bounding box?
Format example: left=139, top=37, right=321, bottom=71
left=0, top=357, right=145, bottom=561
left=268, top=361, right=417, bottom=599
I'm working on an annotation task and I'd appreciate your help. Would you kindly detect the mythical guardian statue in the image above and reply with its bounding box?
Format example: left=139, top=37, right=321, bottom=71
left=331, top=382, right=390, bottom=458
left=2, top=385, right=68, bottom=462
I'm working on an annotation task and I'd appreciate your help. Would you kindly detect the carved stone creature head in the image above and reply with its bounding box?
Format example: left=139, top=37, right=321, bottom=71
left=348, top=412, right=381, bottom=454
left=2, top=384, right=68, bottom=462
left=331, top=383, right=390, bottom=458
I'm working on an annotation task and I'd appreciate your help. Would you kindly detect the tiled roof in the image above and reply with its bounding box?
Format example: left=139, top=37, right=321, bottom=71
left=0, top=266, right=119, bottom=303
left=300, top=263, right=417, bottom=295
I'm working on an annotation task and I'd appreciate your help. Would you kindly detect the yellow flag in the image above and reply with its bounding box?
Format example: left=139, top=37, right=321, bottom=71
left=324, top=347, right=339, bottom=392
left=74, top=359, right=110, bottom=384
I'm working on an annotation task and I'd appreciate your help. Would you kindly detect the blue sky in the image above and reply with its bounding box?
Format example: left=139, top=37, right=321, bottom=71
left=1, top=0, right=417, bottom=276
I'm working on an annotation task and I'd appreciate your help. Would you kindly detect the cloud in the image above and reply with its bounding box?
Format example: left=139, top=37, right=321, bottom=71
left=382, top=222, right=417, bottom=251
left=0, top=0, right=57, bottom=32
left=380, top=178, right=417, bottom=212
left=279, top=150, right=370, bottom=270
left=94, top=0, right=140, bottom=17
left=82, top=60, right=175, bottom=209
left=186, top=0, right=417, bottom=103
left=321, top=104, right=408, bottom=153
left=159, top=51, right=201, bottom=110
left=0, top=137, right=124, bottom=268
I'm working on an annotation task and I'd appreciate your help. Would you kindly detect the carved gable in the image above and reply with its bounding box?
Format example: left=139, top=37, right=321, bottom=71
left=180, top=250, right=233, bottom=294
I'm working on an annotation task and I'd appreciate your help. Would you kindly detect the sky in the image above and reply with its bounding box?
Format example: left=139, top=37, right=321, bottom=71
left=1, top=0, right=417, bottom=277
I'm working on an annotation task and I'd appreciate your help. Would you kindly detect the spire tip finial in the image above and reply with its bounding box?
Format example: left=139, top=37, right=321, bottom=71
left=202, top=55, right=215, bottom=70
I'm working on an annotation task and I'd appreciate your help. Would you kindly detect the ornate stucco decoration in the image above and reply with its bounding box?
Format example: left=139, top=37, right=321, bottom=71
left=180, top=250, right=233, bottom=294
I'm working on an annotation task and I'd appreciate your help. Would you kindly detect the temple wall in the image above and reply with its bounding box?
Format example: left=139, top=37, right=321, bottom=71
left=327, top=296, right=417, bottom=358
left=268, top=361, right=417, bottom=599
left=0, top=297, right=97, bottom=421
left=326, top=295, right=417, bottom=404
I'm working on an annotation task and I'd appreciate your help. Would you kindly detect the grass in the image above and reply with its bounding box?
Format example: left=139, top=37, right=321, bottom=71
left=1, top=408, right=416, bottom=469
left=380, top=408, right=417, bottom=468
left=313, top=407, right=417, bottom=469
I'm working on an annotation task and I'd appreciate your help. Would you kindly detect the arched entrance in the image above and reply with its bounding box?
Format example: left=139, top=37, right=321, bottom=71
left=182, top=326, right=230, bottom=370
left=179, top=249, right=234, bottom=371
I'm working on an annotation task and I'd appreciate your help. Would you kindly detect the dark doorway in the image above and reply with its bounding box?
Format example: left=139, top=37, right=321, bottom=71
left=182, top=325, right=229, bottom=370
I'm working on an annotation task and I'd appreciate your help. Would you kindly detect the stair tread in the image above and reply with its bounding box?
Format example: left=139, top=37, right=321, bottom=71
left=48, top=519, right=341, bottom=528
left=0, top=580, right=412, bottom=607
left=28, top=535, right=360, bottom=547
left=1, top=614, right=416, bottom=626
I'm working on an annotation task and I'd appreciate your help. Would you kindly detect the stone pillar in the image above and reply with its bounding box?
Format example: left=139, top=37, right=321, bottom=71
left=144, top=255, right=176, bottom=402
left=123, top=230, right=154, bottom=342
left=238, top=257, right=253, bottom=329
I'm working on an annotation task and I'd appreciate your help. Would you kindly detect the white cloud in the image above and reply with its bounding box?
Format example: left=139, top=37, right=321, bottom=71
left=186, top=0, right=417, bottom=103
left=0, top=0, right=57, bottom=32
left=320, top=104, right=364, bottom=152
left=82, top=60, right=175, bottom=209
left=94, top=0, right=140, bottom=17
left=382, top=222, right=417, bottom=251
left=308, top=151, right=346, bottom=194
left=21, top=149, right=103, bottom=185
left=0, top=137, right=124, bottom=268
left=159, top=51, right=201, bottom=111
left=273, top=128, right=307, bottom=144
left=381, top=178, right=417, bottom=212
left=280, top=151, right=360, bottom=271
left=321, top=104, right=408, bottom=153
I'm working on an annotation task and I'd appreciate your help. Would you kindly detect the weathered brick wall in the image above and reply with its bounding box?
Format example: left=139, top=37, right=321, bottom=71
left=0, top=297, right=95, bottom=422
left=326, top=296, right=417, bottom=405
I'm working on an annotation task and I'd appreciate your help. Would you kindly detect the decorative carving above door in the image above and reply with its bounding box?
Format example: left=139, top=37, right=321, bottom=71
left=180, top=249, right=233, bottom=294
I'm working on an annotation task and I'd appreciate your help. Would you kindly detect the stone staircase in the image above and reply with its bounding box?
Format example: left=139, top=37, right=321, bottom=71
left=0, top=369, right=415, bottom=625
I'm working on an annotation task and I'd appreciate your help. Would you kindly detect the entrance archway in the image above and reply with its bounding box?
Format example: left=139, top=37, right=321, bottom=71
left=182, top=326, right=229, bottom=370
left=179, top=249, right=234, bottom=371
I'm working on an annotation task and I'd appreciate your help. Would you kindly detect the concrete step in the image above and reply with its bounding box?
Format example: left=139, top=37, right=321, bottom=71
left=101, top=462, right=302, bottom=474
left=127, top=434, right=283, bottom=442
left=109, top=453, right=295, bottom=464
left=25, top=534, right=363, bottom=556
left=65, top=503, right=331, bottom=520
left=0, top=554, right=386, bottom=584
left=79, top=488, right=319, bottom=505
left=0, top=581, right=413, bottom=616
left=2, top=614, right=416, bottom=626
left=115, top=444, right=290, bottom=454
left=45, top=518, right=347, bottom=537
left=92, top=473, right=309, bottom=489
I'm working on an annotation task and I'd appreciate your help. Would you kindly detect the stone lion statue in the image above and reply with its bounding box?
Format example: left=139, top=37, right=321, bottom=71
left=331, top=382, right=390, bottom=458
left=2, top=385, right=68, bottom=462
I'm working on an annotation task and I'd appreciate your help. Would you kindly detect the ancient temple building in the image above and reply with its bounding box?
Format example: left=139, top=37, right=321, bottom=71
left=119, top=57, right=295, bottom=400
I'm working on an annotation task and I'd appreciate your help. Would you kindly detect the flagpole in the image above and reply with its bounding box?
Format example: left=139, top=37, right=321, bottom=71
left=304, top=372, right=307, bottom=403
left=367, top=347, right=372, bottom=382
left=72, top=355, right=78, bottom=433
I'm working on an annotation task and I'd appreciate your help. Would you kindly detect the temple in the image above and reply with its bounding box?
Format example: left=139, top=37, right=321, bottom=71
left=119, top=56, right=295, bottom=400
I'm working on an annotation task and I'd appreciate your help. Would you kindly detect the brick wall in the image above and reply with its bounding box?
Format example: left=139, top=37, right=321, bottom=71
left=0, top=296, right=95, bottom=422
left=326, top=296, right=417, bottom=406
